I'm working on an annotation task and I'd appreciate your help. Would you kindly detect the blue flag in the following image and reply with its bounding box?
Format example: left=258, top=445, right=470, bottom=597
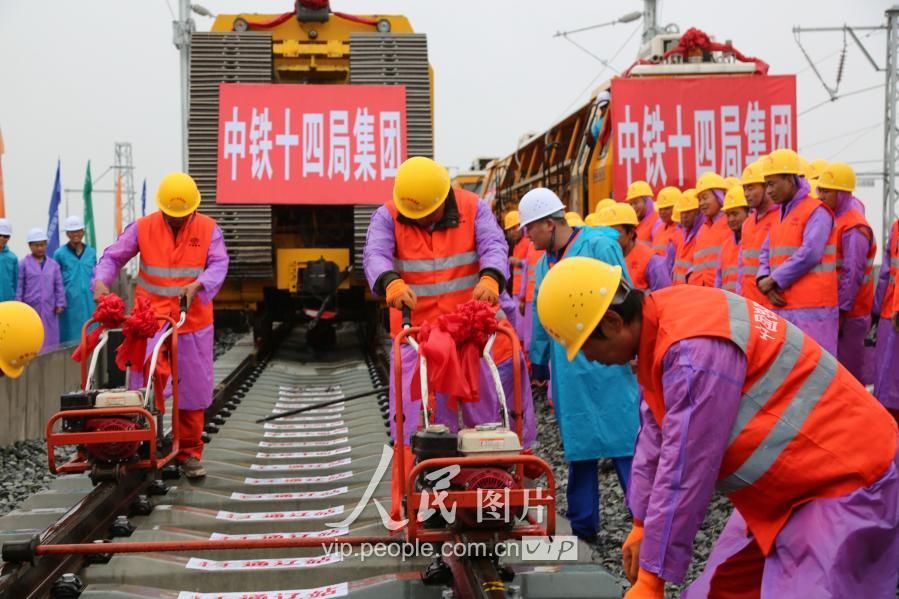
left=141, top=178, right=147, bottom=216
left=46, top=160, right=61, bottom=255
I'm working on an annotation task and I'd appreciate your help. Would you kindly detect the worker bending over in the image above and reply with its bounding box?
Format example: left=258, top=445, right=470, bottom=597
left=596, top=203, right=670, bottom=291
left=537, top=256, right=899, bottom=599
left=93, top=172, right=230, bottom=478
left=689, top=173, right=730, bottom=287
left=522, top=187, right=638, bottom=541
left=757, top=149, right=838, bottom=354
left=740, top=160, right=778, bottom=307
left=362, top=156, right=535, bottom=446
left=817, top=162, right=874, bottom=382
left=716, top=186, right=750, bottom=292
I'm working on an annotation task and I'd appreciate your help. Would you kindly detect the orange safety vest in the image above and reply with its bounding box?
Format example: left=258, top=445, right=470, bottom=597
left=741, top=206, right=779, bottom=308
left=880, top=219, right=899, bottom=318
left=719, top=233, right=740, bottom=293
left=387, top=189, right=512, bottom=361
left=835, top=209, right=876, bottom=318
left=136, top=211, right=216, bottom=333
left=688, top=213, right=731, bottom=287
left=637, top=286, right=897, bottom=553
left=768, top=196, right=838, bottom=309
left=523, top=241, right=545, bottom=303
left=625, top=243, right=655, bottom=291
left=636, top=210, right=659, bottom=248
left=672, top=229, right=696, bottom=286
left=511, top=236, right=529, bottom=297
left=652, top=221, right=679, bottom=259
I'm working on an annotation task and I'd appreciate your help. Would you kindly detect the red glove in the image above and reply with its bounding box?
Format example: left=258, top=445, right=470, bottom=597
left=623, top=568, right=664, bottom=599
left=472, top=275, right=500, bottom=304
left=622, top=521, right=644, bottom=583
left=386, top=279, right=417, bottom=310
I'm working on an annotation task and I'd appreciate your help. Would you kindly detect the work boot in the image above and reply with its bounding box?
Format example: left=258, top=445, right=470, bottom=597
left=181, top=457, right=206, bottom=478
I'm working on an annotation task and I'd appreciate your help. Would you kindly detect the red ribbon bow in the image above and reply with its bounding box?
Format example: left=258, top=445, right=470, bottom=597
left=71, top=294, right=126, bottom=362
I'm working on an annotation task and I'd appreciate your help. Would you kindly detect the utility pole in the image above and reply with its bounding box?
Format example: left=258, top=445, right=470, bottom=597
left=642, top=0, right=659, bottom=43
left=793, top=6, right=898, bottom=250
left=173, top=0, right=194, bottom=172
left=885, top=7, right=899, bottom=245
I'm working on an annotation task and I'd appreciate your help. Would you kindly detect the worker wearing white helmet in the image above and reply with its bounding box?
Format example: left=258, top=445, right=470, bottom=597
left=519, top=186, right=639, bottom=541
left=17, top=227, right=65, bottom=350
left=0, top=218, right=17, bottom=302
left=53, top=215, right=97, bottom=343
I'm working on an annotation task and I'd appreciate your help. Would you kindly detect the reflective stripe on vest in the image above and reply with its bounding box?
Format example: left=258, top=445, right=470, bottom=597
left=136, top=275, right=184, bottom=297
left=408, top=273, right=481, bottom=297
left=139, top=262, right=204, bottom=278
left=718, top=323, right=836, bottom=494
left=394, top=250, right=479, bottom=273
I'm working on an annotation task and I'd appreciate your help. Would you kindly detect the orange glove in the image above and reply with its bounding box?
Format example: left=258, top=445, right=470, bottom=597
left=472, top=275, right=500, bottom=304
left=386, top=279, right=417, bottom=310
left=622, top=521, right=644, bottom=583
left=623, top=568, right=665, bottom=599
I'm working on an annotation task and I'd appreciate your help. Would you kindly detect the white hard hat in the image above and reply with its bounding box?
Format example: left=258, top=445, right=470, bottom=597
left=597, top=90, right=611, bottom=107
left=518, top=187, right=566, bottom=229
left=26, top=228, right=48, bottom=243
left=0, top=219, right=10, bottom=237
left=64, top=215, right=85, bottom=232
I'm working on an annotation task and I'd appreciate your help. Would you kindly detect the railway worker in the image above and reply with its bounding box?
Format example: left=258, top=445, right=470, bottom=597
left=536, top=256, right=899, bottom=599
left=565, top=211, right=585, bottom=227
left=625, top=180, right=660, bottom=248
left=0, top=301, right=44, bottom=378
left=596, top=203, right=670, bottom=291
left=671, top=189, right=700, bottom=285
left=521, top=186, right=639, bottom=541
left=715, top=186, right=750, bottom=293
left=0, top=219, right=17, bottom=301
left=17, top=228, right=65, bottom=351
left=54, top=215, right=97, bottom=343
left=874, top=212, right=899, bottom=424
left=757, top=149, right=839, bottom=355
left=504, top=210, right=528, bottom=296
left=92, top=172, right=230, bottom=479
left=740, top=160, right=778, bottom=308
left=515, top=238, right=545, bottom=359
left=650, top=187, right=681, bottom=275
left=362, top=156, right=535, bottom=448
left=817, top=163, right=875, bottom=382
left=688, top=172, right=731, bottom=287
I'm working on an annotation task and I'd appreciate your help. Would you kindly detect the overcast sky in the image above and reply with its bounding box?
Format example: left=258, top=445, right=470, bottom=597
left=0, top=0, right=892, bottom=257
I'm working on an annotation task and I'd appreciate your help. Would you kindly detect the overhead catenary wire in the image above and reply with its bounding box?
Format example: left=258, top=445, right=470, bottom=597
left=827, top=123, right=883, bottom=160
left=555, top=23, right=642, bottom=120
left=799, top=121, right=882, bottom=151
left=798, top=83, right=886, bottom=116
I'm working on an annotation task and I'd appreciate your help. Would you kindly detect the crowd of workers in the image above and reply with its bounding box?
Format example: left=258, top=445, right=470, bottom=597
left=0, top=215, right=97, bottom=350
left=366, top=151, right=899, bottom=598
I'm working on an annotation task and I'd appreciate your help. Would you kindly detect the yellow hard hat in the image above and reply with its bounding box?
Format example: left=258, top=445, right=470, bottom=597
left=677, top=188, right=699, bottom=212
left=672, top=208, right=681, bottom=223
left=0, top=301, right=44, bottom=378
left=740, top=161, right=765, bottom=185
left=808, top=159, right=828, bottom=181
left=655, top=187, right=681, bottom=210
left=392, top=156, right=451, bottom=219
left=695, top=172, right=728, bottom=196
left=597, top=203, right=639, bottom=227
left=595, top=198, right=617, bottom=212
left=503, top=210, right=521, bottom=230
left=584, top=212, right=602, bottom=227
left=762, top=149, right=801, bottom=177
left=798, top=156, right=812, bottom=179
left=536, top=257, right=623, bottom=361
left=565, top=211, right=585, bottom=227
left=626, top=180, right=653, bottom=202
left=724, top=176, right=740, bottom=190
left=157, top=172, right=201, bottom=218
left=723, top=186, right=749, bottom=211
left=817, top=162, right=856, bottom=193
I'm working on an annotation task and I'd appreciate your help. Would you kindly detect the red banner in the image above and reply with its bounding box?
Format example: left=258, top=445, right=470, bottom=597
left=216, top=83, right=407, bottom=205
left=610, top=75, right=796, bottom=200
